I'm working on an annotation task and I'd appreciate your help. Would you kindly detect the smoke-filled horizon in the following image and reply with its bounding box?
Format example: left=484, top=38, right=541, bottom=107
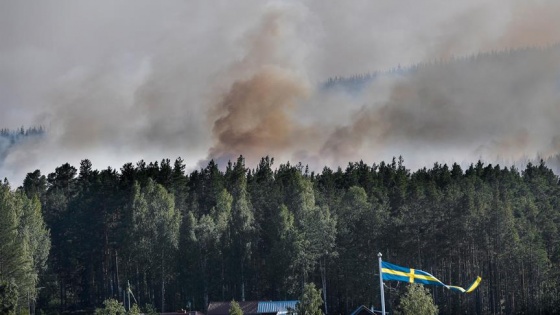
left=1, top=0, right=560, bottom=185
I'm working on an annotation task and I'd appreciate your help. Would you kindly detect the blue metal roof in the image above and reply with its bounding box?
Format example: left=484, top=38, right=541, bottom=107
left=257, top=301, right=299, bottom=314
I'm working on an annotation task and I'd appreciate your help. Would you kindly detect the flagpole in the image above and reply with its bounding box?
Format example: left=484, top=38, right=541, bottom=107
left=378, top=253, right=386, bottom=315
left=127, top=280, right=131, bottom=311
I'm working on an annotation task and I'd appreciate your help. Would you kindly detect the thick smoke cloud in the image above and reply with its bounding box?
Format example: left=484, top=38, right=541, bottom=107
left=1, top=0, right=560, bottom=184
left=320, top=47, right=560, bottom=169
left=206, top=6, right=315, bottom=167
left=208, top=66, right=310, bottom=164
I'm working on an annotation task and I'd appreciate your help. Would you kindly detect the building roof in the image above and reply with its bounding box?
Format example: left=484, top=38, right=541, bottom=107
left=207, top=301, right=299, bottom=315
left=207, top=301, right=259, bottom=315
left=257, top=301, right=298, bottom=314
left=350, top=305, right=386, bottom=315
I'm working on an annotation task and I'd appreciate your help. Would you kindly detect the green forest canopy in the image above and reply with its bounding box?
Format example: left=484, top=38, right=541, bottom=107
left=1, top=156, right=560, bottom=315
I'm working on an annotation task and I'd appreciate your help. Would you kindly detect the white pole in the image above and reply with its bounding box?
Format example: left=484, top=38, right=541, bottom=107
left=127, top=280, right=131, bottom=311
left=378, top=253, right=386, bottom=315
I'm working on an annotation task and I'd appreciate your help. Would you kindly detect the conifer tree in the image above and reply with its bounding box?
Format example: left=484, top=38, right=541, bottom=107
left=394, top=284, right=438, bottom=315
left=296, top=283, right=323, bottom=315
left=229, top=300, right=243, bottom=315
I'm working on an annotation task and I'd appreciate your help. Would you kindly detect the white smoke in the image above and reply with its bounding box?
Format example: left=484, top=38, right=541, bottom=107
left=1, top=0, right=560, bottom=184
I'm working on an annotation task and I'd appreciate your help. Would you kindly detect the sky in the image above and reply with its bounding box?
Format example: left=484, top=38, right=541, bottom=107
left=1, top=0, right=560, bottom=185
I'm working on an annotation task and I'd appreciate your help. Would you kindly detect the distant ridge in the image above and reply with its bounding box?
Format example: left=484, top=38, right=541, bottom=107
left=321, top=44, right=560, bottom=93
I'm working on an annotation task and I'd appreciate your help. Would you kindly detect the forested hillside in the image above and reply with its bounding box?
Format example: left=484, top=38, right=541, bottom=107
left=321, top=45, right=560, bottom=95
left=3, top=156, right=559, bottom=314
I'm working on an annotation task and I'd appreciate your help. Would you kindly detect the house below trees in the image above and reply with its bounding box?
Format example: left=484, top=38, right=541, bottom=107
left=207, top=301, right=299, bottom=315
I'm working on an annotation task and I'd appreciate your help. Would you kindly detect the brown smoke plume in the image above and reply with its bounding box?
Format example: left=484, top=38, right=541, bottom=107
left=209, top=66, right=309, bottom=164
left=206, top=5, right=312, bottom=166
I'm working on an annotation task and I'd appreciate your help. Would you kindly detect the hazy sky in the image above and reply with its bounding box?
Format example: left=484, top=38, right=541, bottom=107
left=1, top=0, right=560, bottom=185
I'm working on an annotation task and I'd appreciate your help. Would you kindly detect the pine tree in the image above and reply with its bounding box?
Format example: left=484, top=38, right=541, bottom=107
left=227, top=156, right=255, bottom=301
left=229, top=300, right=243, bottom=315
left=0, top=280, right=18, bottom=315
left=94, top=298, right=126, bottom=315
left=296, top=283, right=323, bottom=315
left=394, top=284, right=438, bottom=315
left=0, top=182, right=36, bottom=312
left=130, top=179, right=181, bottom=312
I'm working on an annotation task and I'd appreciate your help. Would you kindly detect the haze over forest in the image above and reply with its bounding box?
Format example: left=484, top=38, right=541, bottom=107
left=2, top=0, right=560, bottom=184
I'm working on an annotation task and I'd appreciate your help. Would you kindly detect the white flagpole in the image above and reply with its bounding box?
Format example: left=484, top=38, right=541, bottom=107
left=378, top=253, right=386, bottom=315
left=127, top=280, right=131, bottom=311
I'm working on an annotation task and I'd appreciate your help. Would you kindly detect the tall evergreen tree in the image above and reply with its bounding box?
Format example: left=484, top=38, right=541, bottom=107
left=129, top=179, right=181, bottom=312
left=0, top=181, right=51, bottom=314
left=227, top=156, right=255, bottom=301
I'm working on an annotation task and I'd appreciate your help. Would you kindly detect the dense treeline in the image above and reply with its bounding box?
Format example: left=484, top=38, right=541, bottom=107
left=3, top=156, right=560, bottom=314
left=0, top=127, right=45, bottom=138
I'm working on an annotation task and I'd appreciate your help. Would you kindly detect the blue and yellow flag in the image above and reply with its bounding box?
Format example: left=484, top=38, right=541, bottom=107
left=381, top=261, right=481, bottom=293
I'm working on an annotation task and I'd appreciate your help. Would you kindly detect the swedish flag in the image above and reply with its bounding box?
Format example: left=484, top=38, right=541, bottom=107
left=381, top=261, right=481, bottom=293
